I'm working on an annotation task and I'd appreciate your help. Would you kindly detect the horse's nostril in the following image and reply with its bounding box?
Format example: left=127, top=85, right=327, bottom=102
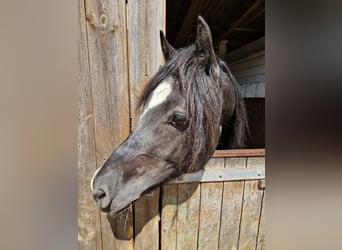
left=93, top=188, right=106, bottom=202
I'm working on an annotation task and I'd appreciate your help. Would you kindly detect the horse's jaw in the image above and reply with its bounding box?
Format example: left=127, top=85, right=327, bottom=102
left=109, top=166, right=175, bottom=215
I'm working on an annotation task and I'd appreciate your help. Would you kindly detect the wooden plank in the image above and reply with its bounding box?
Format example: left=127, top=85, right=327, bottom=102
left=161, top=185, right=178, bottom=250
left=127, top=0, right=166, bottom=126
left=106, top=209, right=134, bottom=250
left=233, top=64, right=265, bottom=78
left=197, top=158, right=225, bottom=249
left=256, top=190, right=266, bottom=250
left=212, top=149, right=265, bottom=158
left=236, top=74, right=265, bottom=85
left=239, top=81, right=265, bottom=98
left=84, top=0, right=132, bottom=249
left=133, top=188, right=161, bottom=250
left=219, top=157, right=247, bottom=250
left=218, top=0, right=264, bottom=41
left=176, top=183, right=201, bottom=250
left=78, top=0, right=102, bottom=248
left=126, top=1, right=166, bottom=249
left=238, top=157, right=265, bottom=250
left=228, top=50, right=265, bottom=67
left=229, top=55, right=265, bottom=72
left=225, top=38, right=265, bottom=63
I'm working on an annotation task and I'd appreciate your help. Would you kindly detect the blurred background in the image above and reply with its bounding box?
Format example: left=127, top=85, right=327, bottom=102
left=0, top=0, right=341, bottom=249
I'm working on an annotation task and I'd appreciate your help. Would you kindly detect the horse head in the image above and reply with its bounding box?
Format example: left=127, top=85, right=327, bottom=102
left=91, top=16, right=247, bottom=215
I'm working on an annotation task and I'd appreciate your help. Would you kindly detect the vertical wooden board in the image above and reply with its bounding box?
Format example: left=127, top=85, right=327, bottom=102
left=198, top=158, right=225, bottom=250
left=161, top=185, right=178, bottom=250
left=204, top=157, right=225, bottom=170
left=127, top=0, right=166, bottom=126
left=238, top=157, right=265, bottom=250
left=84, top=0, right=132, bottom=249
left=246, top=157, right=265, bottom=169
left=218, top=157, right=247, bottom=250
left=106, top=208, right=134, bottom=250
left=126, top=1, right=166, bottom=249
left=256, top=191, right=265, bottom=250
left=78, top=0, right=102, bottom=248
left=176, top=183, right=201, bottom=250
left=133, top=187, right=161, bottom=250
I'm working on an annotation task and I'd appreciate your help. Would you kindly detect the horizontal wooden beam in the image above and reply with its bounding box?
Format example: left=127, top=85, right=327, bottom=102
left=218, top=0, right=264, bottom=42
left=166, top=168, right=265, bottom=184
left=225, top=37, right=265, bottom=63
left=212, top=148, right=265, bottom=157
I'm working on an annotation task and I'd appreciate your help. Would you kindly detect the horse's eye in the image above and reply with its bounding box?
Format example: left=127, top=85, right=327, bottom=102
left=168, top=112, right=189, bottom=131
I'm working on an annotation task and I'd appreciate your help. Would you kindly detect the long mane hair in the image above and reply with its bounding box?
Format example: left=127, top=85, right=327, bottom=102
left=137, top=45, right=248, bottom=173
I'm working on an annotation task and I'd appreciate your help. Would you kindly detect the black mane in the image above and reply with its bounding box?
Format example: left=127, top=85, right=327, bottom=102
left=137, top=45, right=248, bottom=172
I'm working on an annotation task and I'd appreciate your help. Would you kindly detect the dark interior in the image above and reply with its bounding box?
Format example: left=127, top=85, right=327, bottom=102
left=166, top=0, right=265, bottom=149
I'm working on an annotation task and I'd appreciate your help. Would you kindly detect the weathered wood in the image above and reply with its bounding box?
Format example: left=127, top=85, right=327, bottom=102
left=239, top=81, right=265, bottom=98
left=229, top=55, right=265, bottom=72
left=78, top=0, right=102, bottom=248
left=84, top=0, right=132, bottom=249
left=238, top=157, right=265, bottom=250
left=225, top=38, right=265, bottom=63
left=218, top=0, right=264, bottom=42
left=161, top=185, right=178, bottom=250
left=256, top=190, right=266, bottom=250
left=127, top=0, right=166, bottom=126
left=229, top=50, right=265, bottom=66
left=176, top=183, right=201, bottom=250
left=233, top=64, right=265, bottom=79
left=212, top=149, right=265, bottom=158
left=197, top=158, right=225, bottom=249
left=134, top=188, right=160, bottom=250
left=218, top=157, right=247, bottom=250
left=126, top=1, right=166, bottom=249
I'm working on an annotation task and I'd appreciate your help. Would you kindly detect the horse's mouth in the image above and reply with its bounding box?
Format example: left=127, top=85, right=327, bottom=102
left=108, top=204, right=130, bottom=217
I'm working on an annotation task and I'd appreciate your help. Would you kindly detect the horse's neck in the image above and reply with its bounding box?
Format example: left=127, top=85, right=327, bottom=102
left=220, top=78, right=236, bottom=126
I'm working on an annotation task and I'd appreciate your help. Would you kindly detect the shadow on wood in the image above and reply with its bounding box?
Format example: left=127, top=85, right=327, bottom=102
left=104, top=176, right=201, bottom=245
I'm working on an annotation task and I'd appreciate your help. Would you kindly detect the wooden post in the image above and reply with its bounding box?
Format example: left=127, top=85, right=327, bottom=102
left=78, top=0, right=102, bottom=248
left=126, top=1, right=166, bottom=250
left=79, top=0, right=132, bottom=249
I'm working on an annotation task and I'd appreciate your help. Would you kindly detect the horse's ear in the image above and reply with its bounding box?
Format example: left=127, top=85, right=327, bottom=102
left=160, top=30, right=176, bottom=61
left=195, top=16, right=219, bottom=77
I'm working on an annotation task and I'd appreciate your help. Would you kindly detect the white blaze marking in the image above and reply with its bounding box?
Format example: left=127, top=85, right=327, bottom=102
left=90, top=166, right=103, bottom=191
left=91, top=81, right=173, bottom=191
left=140, top=80, right=173, bottom=119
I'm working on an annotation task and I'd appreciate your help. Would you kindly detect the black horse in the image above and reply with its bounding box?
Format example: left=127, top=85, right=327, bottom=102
left=91, top=16, right=248, bottom=215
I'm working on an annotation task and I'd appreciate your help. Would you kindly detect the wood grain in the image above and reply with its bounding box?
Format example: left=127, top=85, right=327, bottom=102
left=83, top=0, right=132, bottom=249
left=161, top=185, right=178, bottom=250
left=126, top=1, right=166, bottom=249
left=219, top=157, right=247, bottom=250
left=197, top=158, right=225, bottom=249
left=127, top=0, right=166, bottom=126
left=212, top=149, right=265, bottom=158
left=176, top=183, right=201, bottom=250
left=238, top=157, right=265, bottom=250
left=78, top=0, right=102, bottom=248
left=134, top=188, right=160, bottom=250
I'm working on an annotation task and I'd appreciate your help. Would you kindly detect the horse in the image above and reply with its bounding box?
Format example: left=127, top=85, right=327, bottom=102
left=91, top=16, right=248, bottom=215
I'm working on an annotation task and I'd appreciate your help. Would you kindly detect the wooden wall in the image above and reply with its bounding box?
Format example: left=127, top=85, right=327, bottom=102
left=161, top=154, right=265, bottom=250
left=78, top=0, right=165, bottom=249
left=78, top=1, right=265, bottom=249
left=229, top=50, right=265, bottom=98
left=228, top=46, right=265, bottom=149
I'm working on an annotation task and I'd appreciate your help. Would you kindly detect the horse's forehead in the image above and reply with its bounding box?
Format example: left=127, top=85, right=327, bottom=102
left=140, top=79, right=173, bottom=119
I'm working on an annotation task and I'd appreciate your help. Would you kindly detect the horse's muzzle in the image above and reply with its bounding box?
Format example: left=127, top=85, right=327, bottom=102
left=92, top=186, right=112, bottom=212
